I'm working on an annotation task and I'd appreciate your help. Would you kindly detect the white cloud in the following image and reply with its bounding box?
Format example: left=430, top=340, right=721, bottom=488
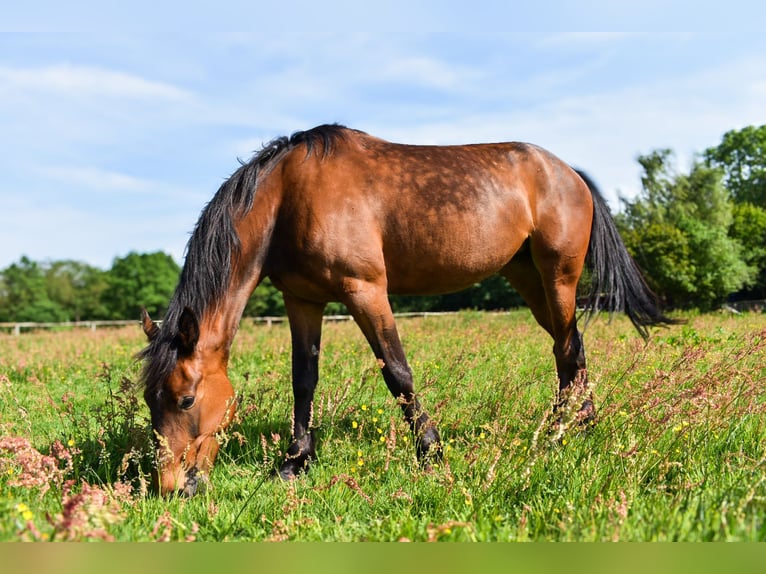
left=0, top=64, right=191, bottom=101
left=42, top=166, right=155, bottom=194
left=39, top=165, right=209, bottom=202
left=0, top=193, right=194, bottom=268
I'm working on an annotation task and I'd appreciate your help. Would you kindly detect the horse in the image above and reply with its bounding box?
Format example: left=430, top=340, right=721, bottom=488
left=139, top=123, right=672, bottom=496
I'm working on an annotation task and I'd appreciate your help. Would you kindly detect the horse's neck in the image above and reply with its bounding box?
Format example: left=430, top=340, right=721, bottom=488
left=200, top=244, right=272, bottom=359
left=197, top=174, right=280, bottom=358
left=196, top=279, right=257, bottom=361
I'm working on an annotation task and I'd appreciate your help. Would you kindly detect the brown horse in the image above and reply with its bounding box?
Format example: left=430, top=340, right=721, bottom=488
left=139, top=124, right=672, bottom=496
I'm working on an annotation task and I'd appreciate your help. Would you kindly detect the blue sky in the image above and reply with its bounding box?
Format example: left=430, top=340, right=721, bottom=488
left=2, top=2, right=766, bottom=269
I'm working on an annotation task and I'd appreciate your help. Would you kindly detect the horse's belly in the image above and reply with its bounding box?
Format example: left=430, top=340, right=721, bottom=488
left=383, top=231, right=525, bottom=295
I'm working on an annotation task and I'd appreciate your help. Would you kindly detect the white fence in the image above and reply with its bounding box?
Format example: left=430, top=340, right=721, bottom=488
left=0, top=311, right=457, bottom=336
left=727, top=299, right=765, bottom=312
left=0, top=320, right=139, bottom=336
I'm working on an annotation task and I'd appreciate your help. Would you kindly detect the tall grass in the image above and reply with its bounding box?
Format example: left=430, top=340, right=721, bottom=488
left=0, top=310, right=763, bottom=541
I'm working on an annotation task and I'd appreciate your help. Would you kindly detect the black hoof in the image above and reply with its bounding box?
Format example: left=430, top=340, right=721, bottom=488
left=417, top=426, right=442, bottom=465
left=576, top=400, right=597, bottom=426
left=278, top=451, right=313, bottom=479
left=178, top=467, right=208, bottom=497
left=277, top=433, right=315, bottom=480
left=277, top=464, right=301, bottom=481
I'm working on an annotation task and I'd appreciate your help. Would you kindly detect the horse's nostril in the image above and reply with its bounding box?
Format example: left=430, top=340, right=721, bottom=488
left=179, top=395, right=195, bottom=410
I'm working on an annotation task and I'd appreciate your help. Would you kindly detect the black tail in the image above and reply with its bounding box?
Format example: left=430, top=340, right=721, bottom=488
left=576, top=170, right=677, bottom=339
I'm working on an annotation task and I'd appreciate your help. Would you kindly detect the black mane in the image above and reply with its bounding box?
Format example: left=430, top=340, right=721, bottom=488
left=139, top=123, right=355, bottom=395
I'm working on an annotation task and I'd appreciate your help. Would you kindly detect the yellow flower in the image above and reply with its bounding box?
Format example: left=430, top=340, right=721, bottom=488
left=67, top=438, right=75, bottom=447
left=377, top=408, right=383, bottom=415
left=352, top=421, right=358, bottom=429
left=15, top=503, right=33, bottom=521
left=379, top=436, right=386, bottom=443
left=479, top=432, right=486, bottom=440
left=361, top=405, right=368, bottom=411
left=357, top=459, right=364, bottom=467
left=372, top=417, right=378, bottom=423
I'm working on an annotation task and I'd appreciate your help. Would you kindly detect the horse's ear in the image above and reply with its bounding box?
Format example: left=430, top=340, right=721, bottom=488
left=177, top=307, right=200, bottom=356
left=141, top=308, right=160, bottom=342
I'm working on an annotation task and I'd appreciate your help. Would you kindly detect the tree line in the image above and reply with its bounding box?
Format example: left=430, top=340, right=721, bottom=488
left=0, top=252, right=181, bottom=323
left=617, top=125, right=766, bottom=310
left=2, top=125, right=765, bottom=323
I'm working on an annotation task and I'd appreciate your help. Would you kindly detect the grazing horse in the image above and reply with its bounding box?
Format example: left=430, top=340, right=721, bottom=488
left=139, top=124, right=671, bottom=496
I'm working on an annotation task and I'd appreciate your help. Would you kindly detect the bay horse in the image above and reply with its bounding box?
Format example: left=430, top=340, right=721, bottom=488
left=139, top=124, right=671, bottom=496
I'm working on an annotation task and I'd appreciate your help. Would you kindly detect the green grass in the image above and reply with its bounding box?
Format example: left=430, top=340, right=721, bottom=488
left=0, top=309, right=764, bottom=541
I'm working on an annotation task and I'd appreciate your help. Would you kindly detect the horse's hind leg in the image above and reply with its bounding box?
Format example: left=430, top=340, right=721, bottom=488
left=279, top=295, right=326, bottom=480
left=342, top=278, right=441, bottom=463
left=503, top=251, right=594, bottom=424
left=550, top=317, right=594, bottom=424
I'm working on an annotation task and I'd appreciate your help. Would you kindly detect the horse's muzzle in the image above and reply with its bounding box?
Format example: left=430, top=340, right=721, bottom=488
left=180, top=466, right=208, bottom=497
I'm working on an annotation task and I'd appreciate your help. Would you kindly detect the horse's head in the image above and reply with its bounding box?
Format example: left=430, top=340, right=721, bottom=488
left=140, top=307, right=236, bottom=497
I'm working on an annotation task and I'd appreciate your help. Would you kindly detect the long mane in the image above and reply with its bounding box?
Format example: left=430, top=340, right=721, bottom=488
left=139, top=123, right=355, bottom=395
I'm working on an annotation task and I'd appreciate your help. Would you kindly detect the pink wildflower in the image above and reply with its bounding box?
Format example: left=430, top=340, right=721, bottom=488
left=0, top=436, right=63, bottom=495
left=48, top=480, right=132, bottom=541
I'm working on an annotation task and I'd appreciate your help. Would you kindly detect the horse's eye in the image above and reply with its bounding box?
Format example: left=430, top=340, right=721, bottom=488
left=179, top=395, right=195, bottom=410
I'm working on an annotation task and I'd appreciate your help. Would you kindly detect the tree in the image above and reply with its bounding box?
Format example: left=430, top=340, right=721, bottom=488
left=704, top=125, right=766, bottom=206
left=45, top=260, right=110, bottom=321
left=0, top=256, right=67, bottom=322
left=704, top=125, right=766, bottom=298
left=243, top=278, right=287, bottom=317
left=617, top=150, right=753, bottom=310
left=728, top=202, right=766, bottom=299
left=102, top=252, right=180, bottom=320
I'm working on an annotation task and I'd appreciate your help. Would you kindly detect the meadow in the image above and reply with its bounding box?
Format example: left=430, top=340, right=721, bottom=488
left=0, top=309, right=763, bottom=541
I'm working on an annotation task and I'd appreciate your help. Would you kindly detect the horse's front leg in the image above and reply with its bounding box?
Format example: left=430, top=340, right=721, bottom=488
left=279, top=296, right=326, bottom=480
